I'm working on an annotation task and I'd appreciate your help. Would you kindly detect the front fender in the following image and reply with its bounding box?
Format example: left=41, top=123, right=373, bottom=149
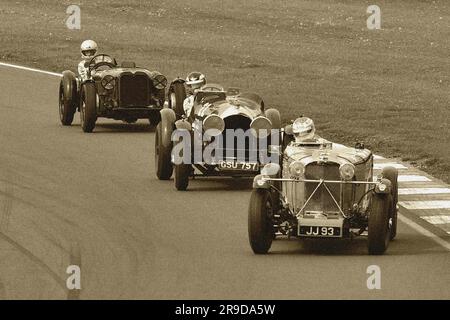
left=253, top=174, right=271, bottom=189
left=169, top=77, right=185, bottom=91
left=374, top=178, right=392, bottom=194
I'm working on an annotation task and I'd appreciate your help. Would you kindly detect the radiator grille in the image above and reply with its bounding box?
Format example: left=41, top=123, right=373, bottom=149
left=304, top=163, right=340, bottom=213
left=119, top=73, right=149, bottom=107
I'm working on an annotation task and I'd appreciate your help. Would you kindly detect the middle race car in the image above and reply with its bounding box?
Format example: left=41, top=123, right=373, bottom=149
left=59, top=54, right=167, bottom=132
left=155, top=75, right=282, bottom=190
left=248, top=117, right=399, bottom=255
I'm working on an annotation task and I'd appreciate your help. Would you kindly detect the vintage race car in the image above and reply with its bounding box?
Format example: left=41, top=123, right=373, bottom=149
left=248, top=117, right=398, bottom=255
left=155, top=79, right=281, bottom=190
left=59, top=54, right=167, bottom=132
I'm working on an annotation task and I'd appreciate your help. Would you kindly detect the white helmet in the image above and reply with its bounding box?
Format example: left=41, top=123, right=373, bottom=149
left=292, top=117, right=315, bottom=141
left=80, top=40, right=98, bottom=59
left=185, top=72, right=206, bottom=90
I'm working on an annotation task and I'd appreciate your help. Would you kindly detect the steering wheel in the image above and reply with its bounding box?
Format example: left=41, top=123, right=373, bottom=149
left=87, top=54, right=117, bottom=73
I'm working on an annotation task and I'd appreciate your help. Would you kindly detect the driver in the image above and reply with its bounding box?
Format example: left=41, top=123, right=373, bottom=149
left=292, top=117, right=319, bottom=142
left=78, top=40, right=98, bottom=81
left=183, top=72, right=206, bottom=116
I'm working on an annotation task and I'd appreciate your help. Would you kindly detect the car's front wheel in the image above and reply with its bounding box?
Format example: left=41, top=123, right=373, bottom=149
left=174, top=164, right=191, bottom=191
left=168, top=82, right=187, bottom=119
left=59, top=71, right=77, bottom=126
left=80, top=83, right=97, bottom=133
left=382, top=167, right=399, bottom=240
left=155, top=109, right=175, bottom=180
left=368, top=193, right=393, bottom=255
left=248, top=189, right=274, bottom=254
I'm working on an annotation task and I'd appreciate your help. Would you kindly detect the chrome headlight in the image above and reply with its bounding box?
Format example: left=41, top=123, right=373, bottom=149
left=289, top=161, right=305, bottom=177
left=250, top=116, right=272, bottom=138
left=339, top=163, right=355, bottom=180
left=203, top=115, right=225, bottom=136
left=153, top=74, right=167, bottom=90
left=101, top=75, right=115, bottom=90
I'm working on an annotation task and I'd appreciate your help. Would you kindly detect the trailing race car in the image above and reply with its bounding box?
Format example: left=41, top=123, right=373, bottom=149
left=155, top=77, right=281, bottom=191
left=248, top=117, right=398, bottom=255
left=59, top=54, right=167, bottom=132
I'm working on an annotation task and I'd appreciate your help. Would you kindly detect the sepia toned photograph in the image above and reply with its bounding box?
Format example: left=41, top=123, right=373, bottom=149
left=0, top=0, right=449, bottom=308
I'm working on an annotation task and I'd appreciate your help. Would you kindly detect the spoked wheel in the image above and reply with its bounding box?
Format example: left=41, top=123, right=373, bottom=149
left=80, top=82, right=97, bottom=133
left=248, top=189, right=274, bottom=254
left=368, top=193, right=393, bottom=255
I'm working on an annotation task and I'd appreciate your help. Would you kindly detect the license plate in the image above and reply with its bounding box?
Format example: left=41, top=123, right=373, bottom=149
left=298, top=226, right=341, bottom=237
left=218, top=161, right=258, bottom=171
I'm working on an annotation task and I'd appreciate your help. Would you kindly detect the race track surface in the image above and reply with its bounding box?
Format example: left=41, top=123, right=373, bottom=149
left=0, top=66, right=449, bottom=299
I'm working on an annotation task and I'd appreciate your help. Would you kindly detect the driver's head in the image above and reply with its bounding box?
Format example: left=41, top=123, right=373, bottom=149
left=185, top=72, right=206, bottom=91
left=80, top=40, right=98, bottom=59
left=292, top=117, right=316, bottom=142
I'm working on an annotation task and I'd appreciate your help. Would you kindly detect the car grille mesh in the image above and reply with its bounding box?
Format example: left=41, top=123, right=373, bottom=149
left=218, top=115, right=254, bottom=161
left=304, top=163, right=341, bottom=213
left=119, top=73, right=149, bottom=107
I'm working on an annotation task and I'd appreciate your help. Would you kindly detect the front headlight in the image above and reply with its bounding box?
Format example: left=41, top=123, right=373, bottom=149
left=250, top=116, right=272, bottom=138
left=289, top=161, right=305, bottom=177
left=101, top=75, right=115, bottom=90
left=203, top=115, right=225, bottom=136
left=153, top=74, right=167, bottom=90
left=339, top=163, right=355, bottom=180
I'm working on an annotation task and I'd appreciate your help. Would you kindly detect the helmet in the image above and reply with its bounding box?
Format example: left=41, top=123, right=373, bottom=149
left=292, top=117, right=315, bottom=141
left=185, top=72, right=206, bottom=90
left=80, top=40, right=98, bottom=59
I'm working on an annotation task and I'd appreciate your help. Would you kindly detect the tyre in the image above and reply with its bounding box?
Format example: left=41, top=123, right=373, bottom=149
left=248, top=189, right=274, bottom=254
left=59, top=71, right=77, bottom=126
left=155, top=109, right=175, bottom=180
left=148, top=112, right=161, bottom=127
left=382, top=167, right=398, bottom=240
left=368, top=193, right=393, bottom=255
left=80, top=82, right=97, bottom=133
left=174, top=164, right=191, bottom=191
left=168, top=82, right=187, bottom=119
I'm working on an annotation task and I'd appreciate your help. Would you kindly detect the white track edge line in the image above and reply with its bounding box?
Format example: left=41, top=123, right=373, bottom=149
left=0, top=62, right=62, bottom=77
left=398, top=213, right=450, bottom=251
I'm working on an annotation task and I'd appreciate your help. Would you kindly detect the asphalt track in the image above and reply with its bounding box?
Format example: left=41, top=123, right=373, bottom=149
left=0, top=65, right=449, bottom=299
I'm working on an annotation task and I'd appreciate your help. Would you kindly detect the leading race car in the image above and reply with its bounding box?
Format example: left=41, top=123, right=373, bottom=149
left=155, top=74, right=281, bottom=191
left=59, top=54, right=167, bottom=132
left=248, top=117, right=398, bottom=255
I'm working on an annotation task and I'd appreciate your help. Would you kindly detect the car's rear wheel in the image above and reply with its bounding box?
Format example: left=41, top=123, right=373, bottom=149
left=368, top=193, right=393, bottom=255
left=248, top=189, right=274, bottom=254
left=59, top=71, right=77, bottom=126
left=155, top=109, right=175, bottom=180
left=168, top=82, right=186, bottom=119
left=382, top=167, right=399, bottom=240
left=174, top=164, right=191, bottom=191
left=80, top=83, right=97, bottom=133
